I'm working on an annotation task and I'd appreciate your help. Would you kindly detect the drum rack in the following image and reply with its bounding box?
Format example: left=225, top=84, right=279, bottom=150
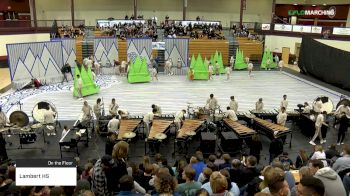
left=3, top=129, right=46, bottom=152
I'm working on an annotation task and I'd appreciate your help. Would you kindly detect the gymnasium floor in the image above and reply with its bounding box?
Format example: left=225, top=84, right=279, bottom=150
left=2, top=71, right=342, bottom=120
left=1, top=70, right=348, bottom=166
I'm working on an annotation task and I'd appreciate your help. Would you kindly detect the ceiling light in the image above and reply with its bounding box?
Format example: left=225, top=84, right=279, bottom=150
left=312, top=4, right=316, bottom=6
left=293, top=3, right=298, bottom=5
left=323, top=3, right=327, bottom=6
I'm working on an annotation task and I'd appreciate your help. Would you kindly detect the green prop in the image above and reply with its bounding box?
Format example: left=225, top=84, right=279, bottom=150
left=73, top=66, right=100, bottom=97
left=128, top=56, right=151, bottom=83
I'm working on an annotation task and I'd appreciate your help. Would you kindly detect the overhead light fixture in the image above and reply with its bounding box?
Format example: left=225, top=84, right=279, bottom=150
left=312, top=4, right=316, bottom=6
left=293, top=3, right=298, bottom=5
left=323, top=3, right=327, bottom=6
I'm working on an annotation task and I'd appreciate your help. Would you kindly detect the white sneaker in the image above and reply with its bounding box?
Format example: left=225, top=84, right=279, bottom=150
left=337, top=143, right=341, bottom=145
left=51, top=133, right=56, bottom=136
left=341, top=142, right=345, bottom=144
left=321, top=140, right=326, bottom=144
left=309, top=141, right=316, bottom=145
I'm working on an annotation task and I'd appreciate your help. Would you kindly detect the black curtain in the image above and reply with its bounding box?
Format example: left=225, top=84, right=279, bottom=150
left=299, top=36, right=350, bottom=90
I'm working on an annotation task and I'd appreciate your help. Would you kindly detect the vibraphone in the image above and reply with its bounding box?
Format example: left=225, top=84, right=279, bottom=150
left=146, top=120, right=173, bottom=154
left=250, top=109, right=278, bottom=121
left=59, top=128, right=88, bottom=158
left=223, top=119, right=256, bottom=139
left=253, top=117, right=292, bottom=147
left=153, top=114, right=175, bottom=120
left=118, top=120, right=141, bottom=140
left=175, top=120, right=204, bottom=155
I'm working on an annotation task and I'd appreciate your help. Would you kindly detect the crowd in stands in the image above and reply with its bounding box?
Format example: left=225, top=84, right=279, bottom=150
left=1, top=138, right=350, bottom=196
left=58, top=24, right=86, bottom=38
left=162, top=21, right=224, bottom=40
left=96, top=21, right=158, bottom=41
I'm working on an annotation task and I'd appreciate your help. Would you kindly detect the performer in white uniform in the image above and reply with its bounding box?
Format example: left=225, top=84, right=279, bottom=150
left=93, top=98, right=104, bottom=124
left=206, top=94, right=218, bottom=113
left=152, top=66, right=158, bottom=81
left=109, top=98, right=119, bottom=116
left=248, top=62, right=253, bottom=77
left=164, top=59, right=173, bottom=75
left=313, top=98, right=323, bottom=113
left=121, top=61, right=127, bottom=76
left=334, top=103, right=350, bottom=119
left=280, top=95, right=288, bottom=111
left=224, top=107, right=238, bottom=121
left=143, top=109, right=156, bottom=137
left=82, top=101, right=93, bottom=122
left=44, top=108, right=56, bottom=135
left=107, top=115, right=120, bottom=134
left=225, top=65, right=231, bottom=80
left=208, top=63, right=214, bottom=80
left=215, top=61, right=220, bottom=75
left=229, top=96, right=238, bottom=113
left=278, top=60, right=284, bottom=72
left=76, top=74, right=83, bottom=99
left=0, top=106, right=8, bottom=128
left=174, top=109, right=186, bottom=130
left=151, top=104, right=162, bottom=116
left=230, top=56, right=235, bottom=67
left=309, top=111, right=327, bottom=145
left=303, top=102, right=312, bottom=113
left=245, top=56, right=250, bottom=64
left=255, top=98, right=264, bottom=112
left=277, top=107, right=288, bottom=126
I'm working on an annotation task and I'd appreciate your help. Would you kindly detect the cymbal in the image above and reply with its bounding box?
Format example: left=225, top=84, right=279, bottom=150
left=154, top=133, right=167, bottom=140
left=31, top=123, right=42, bottom=129
left=123, top=132, right=136, bottom=139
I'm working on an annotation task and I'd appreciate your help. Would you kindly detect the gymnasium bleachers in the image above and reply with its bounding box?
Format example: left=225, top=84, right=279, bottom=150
left=189, top=40, right=229, bottom=65
left=236, top=37, right=263, bottom=61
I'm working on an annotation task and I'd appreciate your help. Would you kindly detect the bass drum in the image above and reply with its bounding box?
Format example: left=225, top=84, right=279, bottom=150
left=313, top=96, right=334, bottom=114
left=9, top=111, right=29, bottom=127
left=32, top=101, right=57, bottom=123
left=336, top=98, right=350, bottom=109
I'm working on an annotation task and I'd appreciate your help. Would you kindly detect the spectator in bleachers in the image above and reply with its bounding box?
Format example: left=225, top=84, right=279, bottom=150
left=239, top=156, right=260, bottom=188
left=192, top=151, right=207, bottom=181
left=154, top=172, right=178, bottom=196
left=332, top=144, right=350, bottom=173
left=295, top=149, right=309, bottom=169
left=176, top=166, right=202, bottom=195
left=91, top=155, right=114, bottom=196
left=218, top=154, right=231, bottom=170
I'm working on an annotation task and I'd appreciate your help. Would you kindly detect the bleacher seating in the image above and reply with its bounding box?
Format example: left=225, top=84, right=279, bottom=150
left=189, top=40, right=229, bottom=65
left=237, top=37, right=263, bottom=61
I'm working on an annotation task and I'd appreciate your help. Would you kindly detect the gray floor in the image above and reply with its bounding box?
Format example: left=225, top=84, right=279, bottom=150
left=10, top=71, right=342, bottom=121
left=2, top=70, right=348, bottom=167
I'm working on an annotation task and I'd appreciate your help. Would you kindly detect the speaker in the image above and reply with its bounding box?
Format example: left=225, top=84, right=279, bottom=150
left=200, top=132, right=216, bottom=154
left=220, top=132, right=242, bottom=152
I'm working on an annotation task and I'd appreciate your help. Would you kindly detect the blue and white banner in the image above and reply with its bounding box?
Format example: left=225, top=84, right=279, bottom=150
left=52, top=38, right=76, bottom=67
left=94, top=38, right=118, bottom=66
left=165, top=38, right=189, bottom=67
left=7, top=41, right=64, bottom=84
left=127, top=38, right=152, bottom=64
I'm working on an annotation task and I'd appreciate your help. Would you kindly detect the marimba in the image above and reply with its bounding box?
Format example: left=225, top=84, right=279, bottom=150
left=223, top=119, right=256, bottom=138
left=148, top=120, right=172, bottom=139
left=177, top=120, right=204, bottom=139
left=118, top=120, right=141, bottom=140
left=146, top=120, right=173, bottom=154
left=253, top=117, right=292, bottom=147
left=153, top=114, right=175, bottom=120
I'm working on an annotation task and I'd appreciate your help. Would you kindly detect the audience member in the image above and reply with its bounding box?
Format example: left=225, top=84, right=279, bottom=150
left=249, top=134, right=263, bottom=164
left=219, top=154, right=231, bottom=170
left=192, top=151, right=207, bottom=181
left=310, top=145, right=328, bottom=167
left=91, top=155, right=114, bottom=196
left=310, top=159, right=346, bottom=196
left=295, top=149, right=309, bottom=169
left=297, top=176, right=325, bottom=196
left=154, top=172, right=179, bottom=196
left=176, top=166, right=202, bottom=195
left=239, top=156, right=260, bottom=188
left=325, top=144, right=340, bottom=159
left=332, top=144, right=350, bottom=173
left=117, top=175, right=143, bottom=196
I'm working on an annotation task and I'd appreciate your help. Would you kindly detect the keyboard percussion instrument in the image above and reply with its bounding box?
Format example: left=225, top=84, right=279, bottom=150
left=148, top=120, right=172, bottom=140
left=177, top=120, right=204, bottom=139
left=223, top=119, right=256, bottom=138
left=253, top=117, right=291, bottom=141
left=118, top=119, right=140, bottom=140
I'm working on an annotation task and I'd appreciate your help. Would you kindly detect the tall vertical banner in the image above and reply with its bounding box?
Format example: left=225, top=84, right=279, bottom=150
left=127, top=38, right=152, bottom=64
left=7, top=41, right=64, bottom=86
left=52, top=38, right=76, bottom=67
left=94, top=38, right=118, bottom=66
left=165, top=38, right=189, bottom=67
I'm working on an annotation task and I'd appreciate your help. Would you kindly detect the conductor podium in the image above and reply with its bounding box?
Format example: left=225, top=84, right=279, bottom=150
left=73, top=66, right=100, bottom=97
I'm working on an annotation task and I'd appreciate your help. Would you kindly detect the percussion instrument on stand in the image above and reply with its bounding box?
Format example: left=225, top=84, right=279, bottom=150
left=32, top=101, right=60, bottom=136
left=313, top=96, right=334, bottom=114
